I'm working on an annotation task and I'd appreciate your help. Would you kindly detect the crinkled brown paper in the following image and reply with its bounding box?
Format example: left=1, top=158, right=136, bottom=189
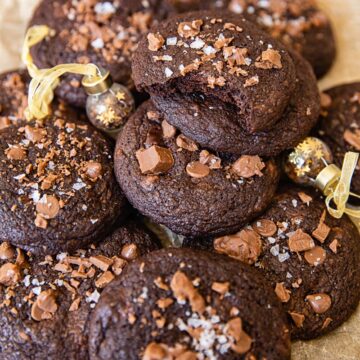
left=0, top=0, right=359, bottom=358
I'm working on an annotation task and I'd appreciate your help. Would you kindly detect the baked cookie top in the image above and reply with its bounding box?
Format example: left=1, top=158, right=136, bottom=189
left=0, top=219, right=159, bottom=360
left=184, top=186, right=360, bottom=340
left=89, top=248, right=291, bottom=360
left=0, top=114, right=126, bottom=255
left=115, top=101, right=280, bottom=237
left=133, top=10, right=297, bottom=134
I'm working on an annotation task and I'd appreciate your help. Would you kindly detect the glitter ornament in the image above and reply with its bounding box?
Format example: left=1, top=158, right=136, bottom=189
left=284, top=137, right=333, bottom=186
left=285, top=137, right=360, bottom=220
left=82, top=68, right=135, bottom=137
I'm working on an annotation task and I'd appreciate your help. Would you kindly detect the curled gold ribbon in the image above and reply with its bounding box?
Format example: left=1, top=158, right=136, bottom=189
left=22, top=26, right=102, bottom=120
left=22, top=25, right=54, bottom=78
left=316, top=152, right=360, bottom=219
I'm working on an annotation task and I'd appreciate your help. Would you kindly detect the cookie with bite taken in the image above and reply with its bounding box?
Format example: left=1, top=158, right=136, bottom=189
left=114, top=101, right=280, bottom=238
left=132, top=11, right=320, bottom=156
left=89, top=248, right=291, bottom=359
left=183, top=186, right=360, bottom=340
left=0, top=219, right=159, bottom=360
left=166, top=0, right=336, bottom=78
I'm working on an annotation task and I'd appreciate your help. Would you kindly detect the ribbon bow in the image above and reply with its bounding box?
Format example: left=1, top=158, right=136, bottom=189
left=316, top=152, right=360, bottom=219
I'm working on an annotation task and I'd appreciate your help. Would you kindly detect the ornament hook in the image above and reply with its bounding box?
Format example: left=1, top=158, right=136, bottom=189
left=285, top=137, right=360, bottom=219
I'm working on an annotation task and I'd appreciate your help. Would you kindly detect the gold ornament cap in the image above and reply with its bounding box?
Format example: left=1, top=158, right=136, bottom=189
left=315, top=164, right=341, bottom=196
left=82, top=67, right=113, bottom=95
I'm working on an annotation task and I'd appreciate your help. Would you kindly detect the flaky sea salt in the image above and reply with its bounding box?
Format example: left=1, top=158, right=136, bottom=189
left=203, top=45, right=217, bottom=55
left=91, top=38, right=104, bottom=49
left=166, top=37, right=177, bottom=46
left=190, top=38, right=205, bottom=49
left=164, top=67, right=173, bottom=78
left=94, top=2, right=116, bottom=15
left=270, top=244, right=280, bottom=256
left=278, top=252, right=290, bottom=263
left=86, top=289, right=101, bottom=304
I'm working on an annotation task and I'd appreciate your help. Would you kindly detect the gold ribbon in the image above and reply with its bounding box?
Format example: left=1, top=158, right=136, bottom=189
left=316, top=152, right=360, bottom=219
left=22, top=25, right=101, bottom=120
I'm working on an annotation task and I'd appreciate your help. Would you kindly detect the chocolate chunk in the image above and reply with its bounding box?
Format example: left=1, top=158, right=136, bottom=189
left=306, top=293, right=332, bottom=314
left=211, top=281, right=230, bottom=296
left=147, top=33, right=165, bottom=51
left=82, top=161, right=102, bottom=181
left=6, top=146, right=26, bottom=160
left=89, top=255, right=113, bottom=272
left=288, top=229, right=315, bottom=252
left=232, top=155, right=265, bottom=178
left=161, top=120, right=176, bottom=139
left=255, top=49, right=283, bottom=69
left=186, top=161, right=210, bottom=178
left=329, top=239, right=339, bottom=253
left=225, top=317, right=253, bottom=354
left=170, top=271, right=205, bottom=315
left=275, top=283, right=291, bottom=303
left=304, top=246, right=326, bottom=266
left=214, top=229, right=262, bottom=265
left=289, top=312, right=305, bottom=328
left=31, top=289, right=58, bottom=321
left=178, top=20, right=203, bottom=38
left=312, top=220, right=331, bottom=243
left=120, top=244, right=139, bottom=260
left=176, top=134, right=198, bottom=152
left=145, top=127, right=163, bottom=147
left=36, top=195, right=60, bottom=219
left=0, top=263, right=21, bottom=286
left=136, top=145, right=174, bottom=175
left=0, top=242, right=15, bottom=260
left=298, top=191, right=313, bottom=205
left=199, top=150, right=221, bottom=169
left=24, top=125, right=46, bottom=143
left=252, top=219, right=277, bottom=237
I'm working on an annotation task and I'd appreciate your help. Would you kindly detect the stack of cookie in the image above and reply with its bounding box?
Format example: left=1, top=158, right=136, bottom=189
left=0, top=1, right=359, bottom=360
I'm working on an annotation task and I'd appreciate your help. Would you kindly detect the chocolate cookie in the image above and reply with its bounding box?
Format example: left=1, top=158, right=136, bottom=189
left=132, top=11, right=320, bottom=156
left=114, top=101, right=280, bottom=238
left=0, top=219, right=159, bottom=360
left=318, top=83, right=360, bottom=195
left=166, top=0, right=336, bottom=78
left=184, top=186, right=360, bottom=340
left=28, top=0, right=179, bottom=108
left=89, top=248, right=291, bottom=359
left=0, top=115, right=127, bottom=255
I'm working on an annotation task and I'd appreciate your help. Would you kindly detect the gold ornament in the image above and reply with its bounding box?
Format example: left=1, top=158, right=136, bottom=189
left=285, top=137, right=360, bottom=220
left=84, top=79, right=135, bottom=137
left=284, top=137, right=333, bottom=186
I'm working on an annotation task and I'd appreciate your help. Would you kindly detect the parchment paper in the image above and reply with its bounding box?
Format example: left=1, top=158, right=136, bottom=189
left=0, top=1, right=359, bottom=359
